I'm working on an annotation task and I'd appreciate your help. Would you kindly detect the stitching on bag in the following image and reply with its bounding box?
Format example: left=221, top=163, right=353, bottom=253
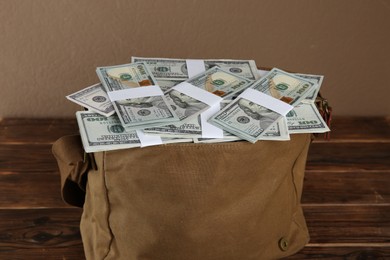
left=290, top=134, right=311, bottom=232
left=102, top=151, right=115, bottom=260
left=273, top=134, right=310, bottom=254
left=290, top=134, right=310, bottom=205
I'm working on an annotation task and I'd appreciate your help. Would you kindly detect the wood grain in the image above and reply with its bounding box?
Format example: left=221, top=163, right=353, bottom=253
left=318, top=116, right=390, bottom=142
left=286, top=246, right=390, bottom=259
left=0, top=144, right=57, bottom=173
left=0, top=248, right=85, bottom=260
left=0, top=208, right=83, bottom=250
left=303, top=205, right=390, bottom=244
left=0, top=172, right=67, bottom=208
left=307, top=143, right=390, bottom=171
left=0, top=118, right=78, bottom=144
left=302, top=171, right=390, bottom=205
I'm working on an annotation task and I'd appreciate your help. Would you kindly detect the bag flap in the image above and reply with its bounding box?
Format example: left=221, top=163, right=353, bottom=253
left=52, top=134, right=91, bottom=207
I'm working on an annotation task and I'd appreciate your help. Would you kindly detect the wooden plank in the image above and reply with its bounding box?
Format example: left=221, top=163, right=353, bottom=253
left=0, top=247, right=85, bottom=260
left=303, top=205, right=390, bottom=244
left=0, top=118, right=78, bottom=144
left=0, top=172, right=68, bottom=209
left=302, top=171, right=390, bottom=205
left=0, top=144, right=58, bottom=173
left=287, top=246, right=390, bottom=259
left=307, top=143, right=390, bottom=171
left=1, top=246, right=390, bottom=260
left=317, top=116, right=390, bottom=143
left=0, top=208, right=83, bottom=251
left=2, top=246, right=390, bottom=260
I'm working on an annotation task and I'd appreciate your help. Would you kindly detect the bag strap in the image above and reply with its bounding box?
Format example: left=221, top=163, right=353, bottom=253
left=315, top=92, right=332, bottom=140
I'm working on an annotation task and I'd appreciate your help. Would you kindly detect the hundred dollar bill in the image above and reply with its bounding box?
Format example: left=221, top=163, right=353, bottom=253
left=286, top=102, right=330, bottom=133
left=252, top=68, right=318, bottom=107
left=164, top=66, right=253, bottom=125
left=185, top=66, right=253, bottom=99
left=193, top=135, right=240, bottom=143
left=204, top=59, right=260, bottom=80
left=295, top=73, right=324, bottom=102
left=258, top=69, right=324, bottom=103
left=76, top=111, right=141, bottom=153
left=77, top=111, right=194, bottom=152
left=164, top=88, right=209, bottom=123
left=208, top=92, right=285, bottom=143
left=155, top=79, right=183, bottom=92
left=144, top=115, right=202, bottom=138
left=259, top=117, right=290, bottom=140
left=131, top=56, right=261, bottom=81
left=66, top=83, right=115, bottom=117
left=145, top=99, right=225, bottom=139
left=145, top=96, right=231, bottom=139
left=145, top=112, right=288, bottom=141
left=96, top=62, right=179, bottom=129
left=194, top=117, right=290, bottom=143
left=195, top=117, right=290, bottom=143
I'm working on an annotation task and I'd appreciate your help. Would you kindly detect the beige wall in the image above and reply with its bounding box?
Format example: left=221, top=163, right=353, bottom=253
left=1, top=0, right=389, bottom=118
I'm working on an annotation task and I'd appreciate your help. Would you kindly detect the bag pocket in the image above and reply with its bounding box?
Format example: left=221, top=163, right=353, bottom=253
left=99, top=134, right=310, bottom=260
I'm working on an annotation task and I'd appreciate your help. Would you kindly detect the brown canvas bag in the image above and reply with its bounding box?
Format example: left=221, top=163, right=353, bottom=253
left=52, top=133, right=312, bottom=259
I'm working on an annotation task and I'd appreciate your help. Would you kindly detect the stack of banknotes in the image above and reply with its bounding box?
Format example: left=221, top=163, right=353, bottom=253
left=66, top=57, right=330, bottom=152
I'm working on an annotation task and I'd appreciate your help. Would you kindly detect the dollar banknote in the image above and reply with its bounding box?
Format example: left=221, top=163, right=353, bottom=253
left=144, top=115, right=202, bottom=138
left=146, top=111, right=289, bottom=141
left=203, top=59, right=260, bottom=80
left=193, top=135, right=240, bottom=143
left=286, top=102, right=330, bottom=133
left=96, top=62, right=179, bottom=129
left=252, top=68, right=318, bottom=107
left=66, top=83, right=115, bottom=117
left=194, top=117, right=290, bottom=143
left=76, top=111, right=141, bottom=152
left=260, top=117, right=290, bottom=140
left=295, top=73, right=324, bottom=102
left=155, top=79, right=183, bottom=92
left=144, top=110, right=290, bottom=143
left=208, top=92, right=285, bottom=143
left=257, top=69, right=324, bottom=103
left=164, top=87, right=209, bottom=123
left=185, top=66, right=253, bottom=99
left=77, top=111, right=193, bottom=152
left=131, top=56, right=261, bottom=82
left=145, top=95, right=225, bottom=139
left=163, top=66, right=253, bottom=125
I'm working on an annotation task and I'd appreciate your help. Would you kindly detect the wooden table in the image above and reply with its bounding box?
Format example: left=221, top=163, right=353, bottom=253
left=0, top=117, right=389, bottom=259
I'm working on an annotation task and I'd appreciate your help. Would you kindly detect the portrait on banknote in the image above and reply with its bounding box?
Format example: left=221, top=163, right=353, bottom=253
left=237, top=99, right=280, bottom=131
left=167, top=89, right=208, bottom=118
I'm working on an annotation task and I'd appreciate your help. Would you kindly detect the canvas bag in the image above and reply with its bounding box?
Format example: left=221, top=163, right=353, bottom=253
left=52, top=132, right=312, bottom=260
